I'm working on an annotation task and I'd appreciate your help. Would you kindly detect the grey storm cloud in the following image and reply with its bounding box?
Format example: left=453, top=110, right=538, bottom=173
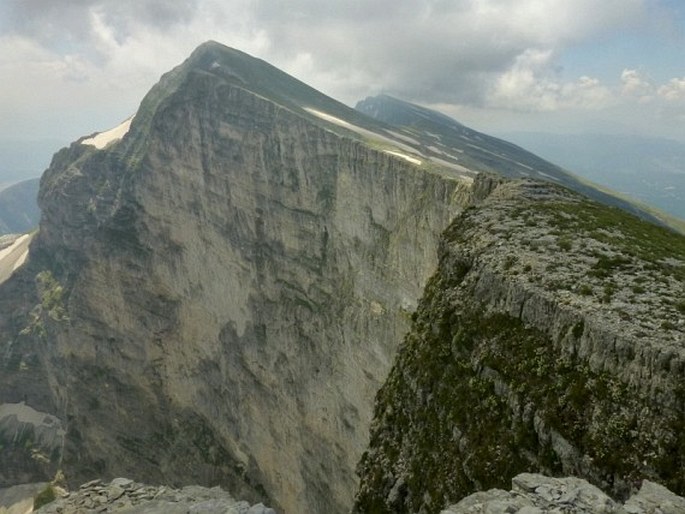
left=0, top=0, right=660, bottom=111
left=2, top=0, right=198, bottom=60
left=247, top=0, right=648, bottom=105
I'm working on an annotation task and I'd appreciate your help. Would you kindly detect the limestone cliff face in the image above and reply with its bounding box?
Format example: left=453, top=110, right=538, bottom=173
left=5, top=41, right=682, bottom=514
left=0, top=43, right=478, bottom=513
left=354, top=180, right=685, bottom=513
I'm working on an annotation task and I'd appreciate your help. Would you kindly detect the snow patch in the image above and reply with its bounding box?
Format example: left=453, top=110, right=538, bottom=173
left=427, top=145, right=463, bottom=158
left=304, top=107, right=360, bottom=131
left=0, top=234, right=29, bottom=262
left=82, top=116, right=134, bottom=149
left=429, top=156, right=476, bottom=176
left=384, top=150, right=422, bottom=166
left=12, top=248, right=28, bottom=271
left=304, top=107, right=422, bottom=155
left=0, top=233, right=33, bottom=285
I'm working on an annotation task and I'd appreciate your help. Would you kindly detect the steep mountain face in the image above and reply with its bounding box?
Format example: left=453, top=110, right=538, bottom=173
left=354, top=180, right=685, bottom=513
left=356, top=95, right=670, bottom=229
left=0, top=178, right=40, bottom=234
left=2, top=41, right=683, bottom=514
left=0, top=42, right=482, bottom=513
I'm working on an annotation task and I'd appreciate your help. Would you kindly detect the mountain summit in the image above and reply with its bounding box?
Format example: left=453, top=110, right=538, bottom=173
left=1, top=42, right=683, bottom=514
left=3, top=41, right=474, bottom=513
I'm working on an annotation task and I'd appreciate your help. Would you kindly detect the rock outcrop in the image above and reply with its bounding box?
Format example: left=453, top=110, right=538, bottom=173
left=355, top=180, right=685, bottom=513
left=442, top=473, right=685, bottom=514
left=0, top=402, right=64, bottom=487
left=33, top=478, right=274, bottom=514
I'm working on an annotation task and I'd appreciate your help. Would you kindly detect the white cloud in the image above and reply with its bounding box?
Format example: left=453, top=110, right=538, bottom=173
left=248, top=0, right=650, bottom=105
left=620, top=69, right=655, bottom=101
left=1, top=0, right=683, bottom=143
left=658, top=77, right=685, bottom=101
left=488, top=49, right=613, bottom=112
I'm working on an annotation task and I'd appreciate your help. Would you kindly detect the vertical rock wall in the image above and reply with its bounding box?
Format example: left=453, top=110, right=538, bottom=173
left=3, top=71, right=474, bottom=513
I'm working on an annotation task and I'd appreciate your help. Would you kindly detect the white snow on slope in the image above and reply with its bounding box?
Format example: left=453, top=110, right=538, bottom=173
left=429, top=156, right=476, bottom=176
left=304, top=108, right=358, bottom=131
left=304, top=107, right=421, bottom=155
left=82, top=116, right=134, bottom=149
left=383, top=150, right=422, bottom=165
left=387, top=130, right=420, bottom=146
left=305, top=107, right=425, bottom=166
left=0, top=234, right=28, bottom=262
left=0, top=233, right=32, bottom=285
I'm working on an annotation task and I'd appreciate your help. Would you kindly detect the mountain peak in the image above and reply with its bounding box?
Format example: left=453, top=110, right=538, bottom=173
left=183, top=40, right=271, bottom=77
left=356, top=94, right=465, bottom=131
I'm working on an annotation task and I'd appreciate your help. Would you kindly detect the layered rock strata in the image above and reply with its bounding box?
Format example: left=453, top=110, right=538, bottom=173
left=0, top=42, right=480, bottom=513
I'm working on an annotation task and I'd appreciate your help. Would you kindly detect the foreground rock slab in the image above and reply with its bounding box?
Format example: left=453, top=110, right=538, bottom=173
left=442, top=473, right=685, bottom=514
left=0, top=482, right=47, bottom=514
left=35, top=478, right=275, bottom=514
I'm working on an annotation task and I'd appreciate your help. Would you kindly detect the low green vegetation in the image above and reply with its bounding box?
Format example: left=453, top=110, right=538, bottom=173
left=534, top=198, right=685, bottom=282
left=33, top=485, right=56, bottom=510
left=357, top=273, right=684, bottom=512
left=356, top=186, right=685, bottom=514
left=36, top=271, right=67, bottom=321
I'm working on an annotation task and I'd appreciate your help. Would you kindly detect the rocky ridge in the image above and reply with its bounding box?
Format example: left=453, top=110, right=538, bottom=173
left=442, top=473, right=685, bottom=514
left=32, top=478, right=274, bottom=514
left=355, top=180, right=685, bottom=513
left=355, top=95, right=673, bottom=230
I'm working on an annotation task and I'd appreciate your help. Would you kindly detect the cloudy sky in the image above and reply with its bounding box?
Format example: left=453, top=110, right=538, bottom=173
left=1, top=0, right=684, bottom=152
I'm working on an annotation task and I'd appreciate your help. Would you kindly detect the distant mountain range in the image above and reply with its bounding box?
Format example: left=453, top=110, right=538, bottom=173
left=355, top=95, right=673, bottom=229
left=0, top=178, right=40, bottom=234
left=0, top=139, right=62, bottom=190
left=500, top=132, right=685, bottom=221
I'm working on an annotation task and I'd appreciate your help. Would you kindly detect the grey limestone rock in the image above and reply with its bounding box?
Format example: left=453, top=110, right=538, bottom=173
left=354, top=180, right=685, bottom=513
left=3, top=41, right=684, bottom=514
left=34, top=478, right=274, bottom=514
left=623, top=480, right=685, bottom=514
left=442, top=473, right=685, bottom=514
left=0, top=41, right=477, bottom=514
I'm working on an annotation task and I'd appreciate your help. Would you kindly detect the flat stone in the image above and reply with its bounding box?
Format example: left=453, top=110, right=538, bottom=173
left=110, top=477, right=134, bottom=488
left=624, top=480, right=685, bottom=514
left=226, top=501, right=251, bottom=514
left=79, top=479, right=102, bottom=489
left=106, top=484, right=125, bottom=501
left=247, top=503, right=277, bottom=514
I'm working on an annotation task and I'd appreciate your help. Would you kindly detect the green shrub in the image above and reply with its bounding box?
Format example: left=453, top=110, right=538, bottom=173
left=557, top=237, right=572, bottom=251
left=578, top=284, right=593, bottom=296
left=33, top=485, right=56, bottom=510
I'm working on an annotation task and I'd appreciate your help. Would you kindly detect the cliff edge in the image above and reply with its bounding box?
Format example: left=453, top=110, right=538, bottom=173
left=355, top=180, right=685, bottom=513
